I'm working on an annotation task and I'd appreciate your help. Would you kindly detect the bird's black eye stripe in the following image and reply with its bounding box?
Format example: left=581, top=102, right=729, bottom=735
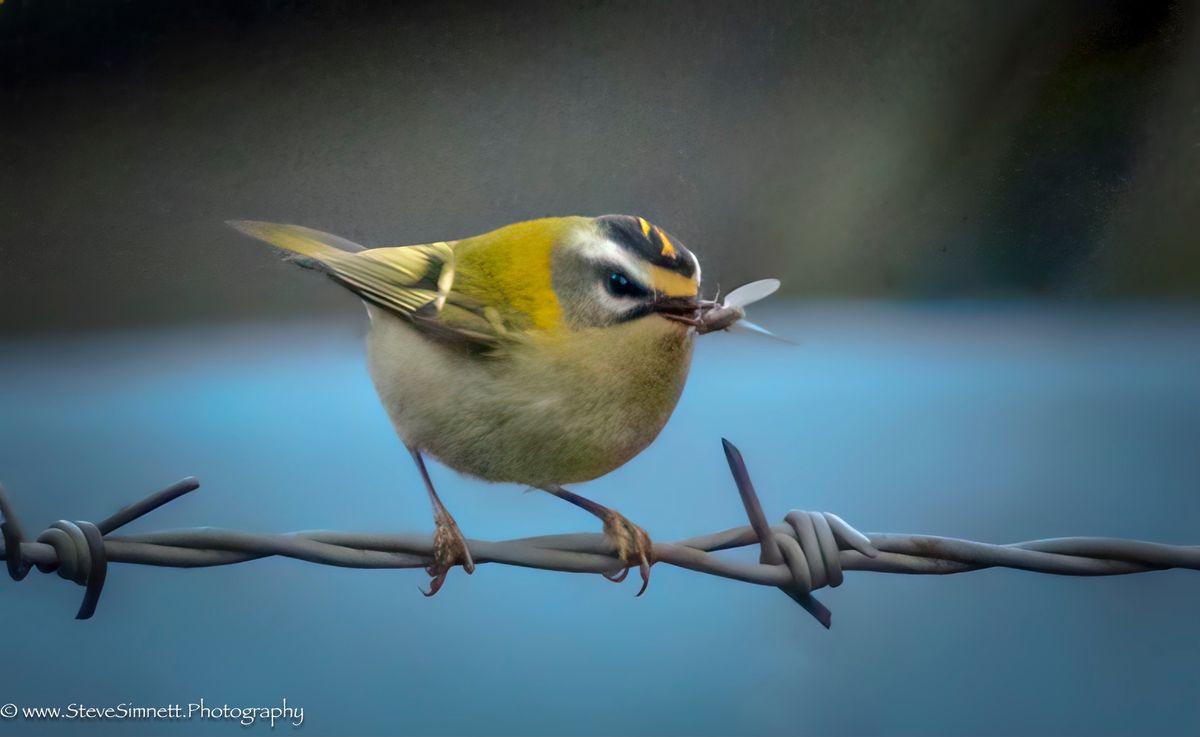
left=605, top=270, right=648, bottom=298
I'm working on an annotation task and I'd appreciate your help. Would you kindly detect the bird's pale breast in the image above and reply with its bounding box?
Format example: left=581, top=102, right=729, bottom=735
left=365, top=306, right=694, bottom=487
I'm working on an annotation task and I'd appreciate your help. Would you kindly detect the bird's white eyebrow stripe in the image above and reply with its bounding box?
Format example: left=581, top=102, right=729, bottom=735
left=574, top=234, right=652, bottom=286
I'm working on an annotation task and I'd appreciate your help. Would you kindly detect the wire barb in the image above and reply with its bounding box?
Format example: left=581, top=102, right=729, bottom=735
left=0, top=477, right=200, bottom=619
left=1, top=444, right=1197, bottom=626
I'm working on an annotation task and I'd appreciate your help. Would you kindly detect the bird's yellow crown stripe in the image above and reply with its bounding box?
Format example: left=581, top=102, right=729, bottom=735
left=636, top=216, right=678, bottom=260
left=638, top=217, right=652, bottom=238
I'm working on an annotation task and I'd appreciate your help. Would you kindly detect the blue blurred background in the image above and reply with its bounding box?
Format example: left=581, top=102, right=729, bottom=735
left=1, top=307, right=1198, bottom=736
left=2, top=1, right=1200, bottom=735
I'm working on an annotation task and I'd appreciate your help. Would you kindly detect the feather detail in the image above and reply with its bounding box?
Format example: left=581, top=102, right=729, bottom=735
left=228, top=220, right=506, bottom=352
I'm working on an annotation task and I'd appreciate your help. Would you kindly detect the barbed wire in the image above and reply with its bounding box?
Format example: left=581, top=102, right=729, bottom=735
left=2, top=439, right=1196, bottom=628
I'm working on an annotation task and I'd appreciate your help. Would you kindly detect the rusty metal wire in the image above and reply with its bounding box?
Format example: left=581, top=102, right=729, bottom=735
left=2, top=439, right=1197, bottom=628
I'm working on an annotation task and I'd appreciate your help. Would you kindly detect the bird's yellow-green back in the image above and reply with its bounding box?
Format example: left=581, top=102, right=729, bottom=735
left=437, top=216, right=586, bottom=334
left=229, top=216, right=590, bottom=351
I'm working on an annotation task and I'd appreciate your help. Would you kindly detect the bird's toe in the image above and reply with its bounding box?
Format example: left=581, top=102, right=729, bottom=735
left=422, top=513, right=475, bottom=596
left=599, top=511, right=654, bottom=595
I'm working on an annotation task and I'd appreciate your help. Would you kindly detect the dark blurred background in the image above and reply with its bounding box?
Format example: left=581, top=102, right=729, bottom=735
left=1, top=0, right=1197, bottom=336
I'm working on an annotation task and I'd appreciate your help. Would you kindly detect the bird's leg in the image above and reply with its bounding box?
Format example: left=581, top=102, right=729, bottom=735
left=408, top=446, right=475, bottom=596
left=543, top=485, right=654, bottom=596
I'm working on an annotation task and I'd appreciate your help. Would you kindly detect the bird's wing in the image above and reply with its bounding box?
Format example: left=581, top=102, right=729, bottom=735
left=228, top=220, right=512, bottom=352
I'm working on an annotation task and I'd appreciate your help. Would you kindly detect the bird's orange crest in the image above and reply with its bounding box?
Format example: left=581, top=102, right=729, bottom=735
left=655, top=227, right=677, bottom=259
left=635, top=217, right=677, bottom=259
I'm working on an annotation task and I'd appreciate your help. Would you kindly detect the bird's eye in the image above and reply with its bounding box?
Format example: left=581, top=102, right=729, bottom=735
left=605, top=270, right=647, bottom=298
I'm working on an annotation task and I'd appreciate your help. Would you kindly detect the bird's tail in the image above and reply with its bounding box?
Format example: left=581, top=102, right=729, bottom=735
left=227, top=220, right=461, bottom=322
left=226, top=220, right=366, bottom=272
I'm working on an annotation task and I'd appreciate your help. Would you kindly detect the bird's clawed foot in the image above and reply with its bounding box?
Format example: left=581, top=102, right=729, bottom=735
left=544, top=485, right=656, bottom=596
left=597, top=509, right=654, bottom=596
left=422, top=509, right=475, bottom=597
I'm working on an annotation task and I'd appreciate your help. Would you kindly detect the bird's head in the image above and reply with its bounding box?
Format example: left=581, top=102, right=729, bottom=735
left=551, top=215, right=701, bottom=329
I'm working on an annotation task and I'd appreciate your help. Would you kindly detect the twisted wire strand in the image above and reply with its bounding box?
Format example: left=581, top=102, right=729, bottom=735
left=2, top=441, right=1197, bottom=628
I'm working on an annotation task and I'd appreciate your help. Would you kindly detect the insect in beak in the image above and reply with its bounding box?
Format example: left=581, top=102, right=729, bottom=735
left=652, top=294, right=702, bottom=325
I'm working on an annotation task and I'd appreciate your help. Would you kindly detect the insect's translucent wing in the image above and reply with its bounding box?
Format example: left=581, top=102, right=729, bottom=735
left=723, top=278, right=781, bottom=309
left=732, top=319, right=797, bottom=345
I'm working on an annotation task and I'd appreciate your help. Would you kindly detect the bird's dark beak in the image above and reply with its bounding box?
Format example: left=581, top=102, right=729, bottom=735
left=652, top=294, right=701, bottom=324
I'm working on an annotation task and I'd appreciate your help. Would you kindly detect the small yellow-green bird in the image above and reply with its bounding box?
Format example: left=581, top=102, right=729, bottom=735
left=229, top=215, right=702, bottom=595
